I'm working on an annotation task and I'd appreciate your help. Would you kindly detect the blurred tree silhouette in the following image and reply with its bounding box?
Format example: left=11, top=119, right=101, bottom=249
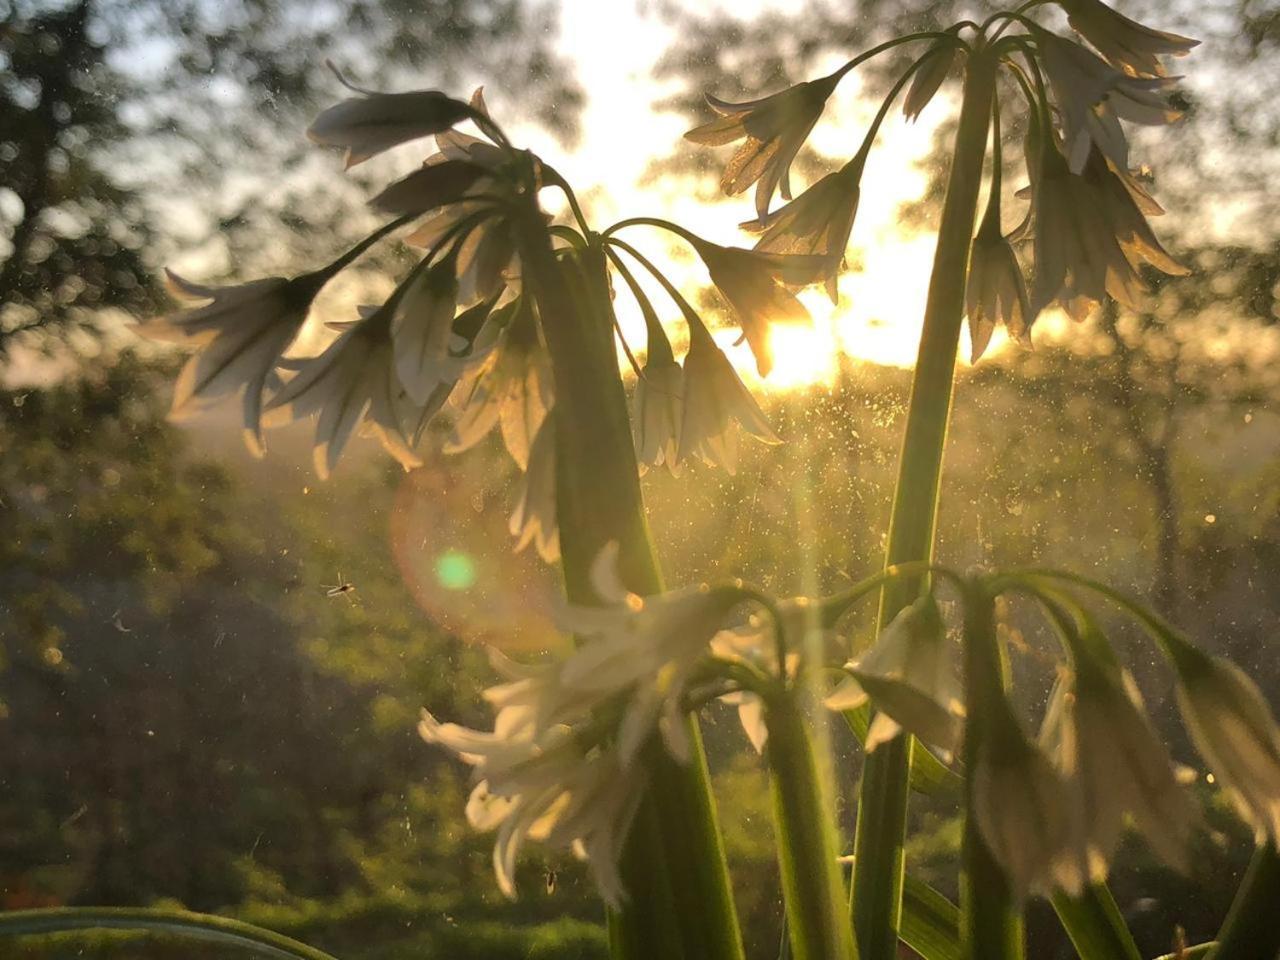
left=0, top=0, right=582, bottom=359
left=0, top=1, right=155, bottom=355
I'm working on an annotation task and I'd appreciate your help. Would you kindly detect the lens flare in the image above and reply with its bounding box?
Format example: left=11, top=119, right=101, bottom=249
left=390, top=462, right=566, bottom=654
left=435, top=549, right=478, bottom=590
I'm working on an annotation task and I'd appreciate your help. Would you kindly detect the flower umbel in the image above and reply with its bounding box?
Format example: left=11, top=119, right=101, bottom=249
left=306, top=68, right=475, bottom=168
left=689, top=238, right=827, bottom=377
left=633, top=351, right=684, bottom=476
left=370, top=157, right=488, bottom=218
left=446, top=297, right=553, bottom=469
left=419, top=706, right=645, bottom=908
left=903, top=34, right=963, bottom=121
left=710, top=600, right=814, bottom=753
left=509, top=414, right=559, bottom=563
left=391, top=256, right=465, bottom=405
left=972, top=697, right=1088, bottom=899
left=558, top=545, right=752, bottom=765
left=1030, top=137, right=1187, bottom=320
left=265, top=305, right=422, bottom=479
left=966, top=225, right=1032, bottom=361
left=1037, top=32, right=1182, bottom=175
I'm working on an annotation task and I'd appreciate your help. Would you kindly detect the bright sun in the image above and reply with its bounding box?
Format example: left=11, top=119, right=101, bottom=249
left=514, top=18, right=975, bottom=389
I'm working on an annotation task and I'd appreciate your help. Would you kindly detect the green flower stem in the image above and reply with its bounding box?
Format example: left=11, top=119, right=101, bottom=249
left=766, top=692, right=860, bottom=960
left=960, top=582, right=1024, bottom=960
left=511, top=202, right=743, bottom=960
left=849, top=44, right=997, bottom=960
left=1210, top=841, right=1280, bottom=960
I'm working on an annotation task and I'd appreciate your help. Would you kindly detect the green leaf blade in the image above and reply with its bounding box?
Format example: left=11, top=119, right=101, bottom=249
left=0, top=907, right=341, bottom=960
left=1050, top=883, right=1142, bottom=960
left=900, top=873, right=961, bottom=960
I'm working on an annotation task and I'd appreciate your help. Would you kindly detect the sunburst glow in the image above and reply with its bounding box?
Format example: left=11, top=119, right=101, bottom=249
left=498, top=0, right=971, bottom=389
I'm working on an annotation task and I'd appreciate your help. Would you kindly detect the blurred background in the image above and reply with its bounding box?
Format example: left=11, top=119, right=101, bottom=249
left=2, top=0, right=1279, bottom=957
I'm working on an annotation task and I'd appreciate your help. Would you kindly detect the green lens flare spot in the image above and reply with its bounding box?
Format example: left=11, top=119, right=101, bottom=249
left=435, top=550, right=477, bottom=591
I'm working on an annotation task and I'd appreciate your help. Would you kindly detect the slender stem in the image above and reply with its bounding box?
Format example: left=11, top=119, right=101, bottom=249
left=766, top=693, right=860, bottom=960
left=960, top=581, right=1025, bottom=960
left=510, top=195, right=743, bottom=960
left=848, top=46, right=997, bottom=960
left=1000, top=568, right=1200, bottom=668
left=543, top=164, right=593, bottom=236
left=828, top=30, right=969, bottom=84
left=603, top=246, right=675, bottom=366
left=604, top=215, right=702, bottom=246
left=1156, top=946, right=1216, bottom=960
left=982, top=5, right=1049, bottom=43
left=312, top=213, right=416, bottom=279
left=979, top=96, right=1003, bottom=234
left=851, top=41, right=957, bottom=168
left=1210, top=842, right=1280, bottom=960
left=603, top=236, right=709, bottom=337
left=823, top=561, right=967, bottom=614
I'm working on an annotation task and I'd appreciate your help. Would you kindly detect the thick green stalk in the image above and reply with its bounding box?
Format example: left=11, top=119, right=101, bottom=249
left=767, top=694, right=860, bottom=960
left=960, top=585, right=1024, bottom=960
left=511, top=205, right=743, bottom=960
left=1210, top=841, right=1280, bottom=960
left=849, top=46, right=997, bottom=960
left=609, top=797, right=685, bottom=959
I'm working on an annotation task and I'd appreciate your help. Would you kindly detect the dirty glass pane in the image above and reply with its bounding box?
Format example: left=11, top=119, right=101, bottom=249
left=3, top=1, right=1277, bottom=958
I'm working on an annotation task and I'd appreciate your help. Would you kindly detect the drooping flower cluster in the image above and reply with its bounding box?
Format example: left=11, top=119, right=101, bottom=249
left=417, top=546, right=816, bottom=903
left=812, top=566, right=1280, bottom=903
left=602, top=227, right=811, bottom=473
left=953, top=577, right=1280, bottom=901
left=684, top=0, right=1198, bottom=357
left=139, top=69, right=830, bottom=560
left=418, top=647, right=647, bottom=906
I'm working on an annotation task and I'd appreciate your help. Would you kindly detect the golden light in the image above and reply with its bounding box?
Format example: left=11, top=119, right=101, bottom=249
left=722, top=316, right=842, bottom=392
left=507, top=11, right=974, bottom=388
left=288, top=5, right=984, bottom=389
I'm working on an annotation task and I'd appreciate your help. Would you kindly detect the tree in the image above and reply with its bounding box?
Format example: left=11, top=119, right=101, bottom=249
left=1, top=0, right=583, bottom=359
